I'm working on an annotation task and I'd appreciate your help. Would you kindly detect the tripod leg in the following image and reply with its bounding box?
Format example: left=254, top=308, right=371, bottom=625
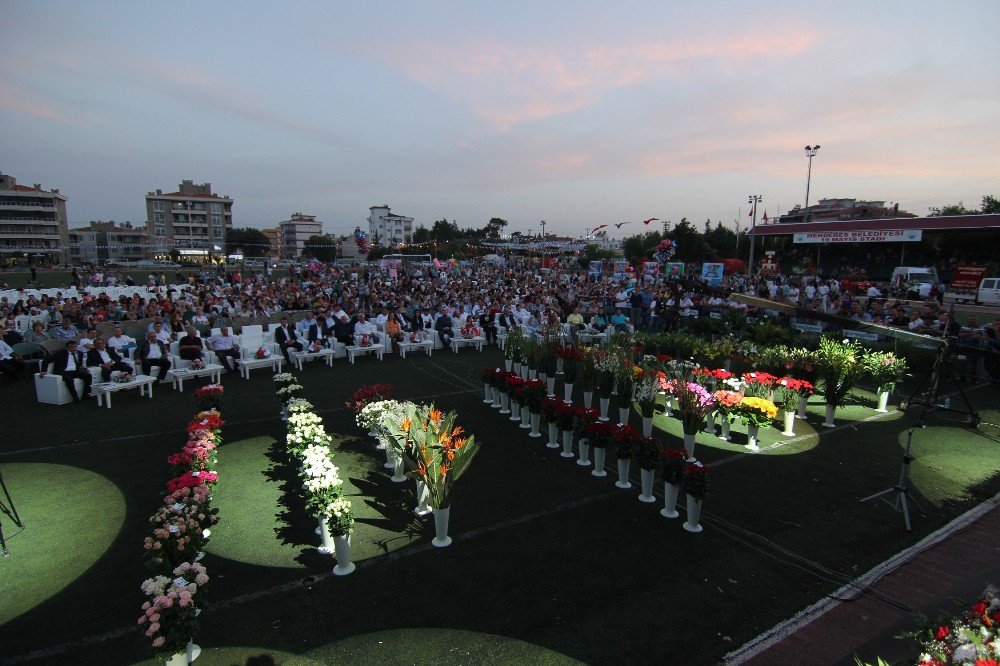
left=899, top=492, right=912, bottom=532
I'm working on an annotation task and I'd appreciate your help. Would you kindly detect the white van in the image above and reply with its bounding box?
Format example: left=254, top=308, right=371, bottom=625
left=890, top=266, right=939, bottom=298
left=945, top=277, right=1000, bottom=305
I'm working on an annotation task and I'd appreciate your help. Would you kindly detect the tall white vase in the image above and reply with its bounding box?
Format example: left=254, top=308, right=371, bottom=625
left=564, top=383, right=574, bottom=404
left=599, top=397, right=610, bottom=421
left=615, top=458, right=632, bottom=489
left=618, top=407, right=629, bottom=426
left=529, top=412, right=541, bottom=438
left=823, top=403, right=836, bottom=428
left=505, top=358, right=513, bottom=371
left=491, top=387, right=501, bottom=408
left=528, top=368, right=537, bottom=381
left=577, top=439, right=591, bottom=466
left=547, top=422, right=559, bottom=448
left=391, top=454, right=407, bottom=482
left=642, top=416, right=653, bottom=437
left=638, top=468, right=655, bottom=502
left=660, top=482, right=680, bottom=518
left=546, top=376, right=556, bottom=397
left=781, top=411, right=796, bottom=436
left=500, top=394, right=510, bottom=414
left=513, top=362, right=521, bottom=376
left=797, top=394, right=808, bottom=418
left=591, top=447, right=608, bottom=477
left=683, top=496, right=704, bottom=533
left=584, top=391, right=594, bottom=408
left=747, top=424, right=760, bottom=451
left=520, top=407, right=531, bottom=429
left=383, top=447, right=395, bottom=470
left=432, top=507, right=452, bottom=547
left=561, top=430, right=575, bottom=458
left=703, top=411, right=717, bottom=435
left=483, top=384, right=492, bottom=403
left=510, top=401, right=521, bottom=422
left=414, top=480, right=431, bottom=516
left=164, top=650, right=187, bottom=666
left=719, top=418, right=731, bottom=441
left=877, top=391, right=890, bottom=413
left=683, top=433, right=696, bottom=461
left=317, top=517, right=334, bottom=555
left=333, top=534, right=356, bottom=575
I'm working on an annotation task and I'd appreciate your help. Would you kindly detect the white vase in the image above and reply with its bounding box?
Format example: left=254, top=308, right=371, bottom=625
left=564, top=382, right=574, bottom=404
left=500, top=394, right=510, bottom=414
left=414, top=480, right=431, bottom=516
left=164, top=650, right=186, bottom=666
left=432, top=507, right=452, bottom=547
left=383, top=447, right=395, bottom=470
left=367, top=429, right=377, bottom=438
left=584, top=390, right=594, bottom=408
left=618, top=407, right=629, bottom=426
left=505, top=358, right=513, bottom=371
left=719, top=418, right=731, bottom=441
left=546, top=376, right=556, bottom=397
left=520, top=407, right=531, bottom=429
left=547, top=422, right=559, bottom=448
left=391, top=454, right=407, bottom=482
left=615, top=458, right=632, bottom=489
left=642, top=416, right=653, bottom=437
left=664, top=396, right=673, bottom=417
left=513, top=362, right=521, bottom=375
left=528, top=369, right=537, bottom=381
left=539, top=371, right=547, bottom=384
left=591, top=447, right=607, bottom=477
left=823, top=403, right=836, bottom=428
left=639, top=468, right=655, bottom=502
left=491, top=387, right=501, bottom=408
left=683, top=432, right=696, bottom=461
left=747, top=423, right=760, bottom=451
left=333, top=534, right=355, bottom=575
left=599, top=397, right=610, bottom=421
left=703, top=411, right=717, bottom=435
left=375, top=436, right=387, bottom=451
left=660, top=482, right=680, bottom=518
left=782, top=411, right=796, bottom=436
left=577, top=440, right=591, bottom=466
left=529, top=412, right=541, bottom=438
left=561, top=430, right=575, bottom=458
left=317, top=517, right=334, bottom=555
left=877, top=391, right=890, bottom=413
left=683, top=495, right=704, bottom=533
left=797, top=394, right=808, bottom=419
left=483, top=384, right=492, bottom=403
left=510, top=401, right=521, bottom=421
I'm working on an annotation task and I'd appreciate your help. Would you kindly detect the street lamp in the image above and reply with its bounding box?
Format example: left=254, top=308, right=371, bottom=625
left=803, top=145, right=821, bottom=222
left=540, top=220, right=547, bottom=239
left=747, top=195, right=762, bottom=276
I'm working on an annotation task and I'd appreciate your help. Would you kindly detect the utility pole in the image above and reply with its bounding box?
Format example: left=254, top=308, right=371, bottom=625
left=804, top=145, right=820, bottom=222
left=747, top=195, right=762, bottom=276
left=540, top=220, right=547, bottom=239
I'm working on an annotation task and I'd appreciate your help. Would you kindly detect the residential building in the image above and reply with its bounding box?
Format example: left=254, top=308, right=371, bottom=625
left=262, top=227, right=280, bottom=259
left=0, top=171, right=70, bottom=264
left=279, top=213, right=322, bottom=259
left=776, top=198, right=916, bottom=224
left=145, top=180, right=233, bottom=263
left=368, top=205, right=413, bottom=246
left=69, top=220, right=148, bottom=265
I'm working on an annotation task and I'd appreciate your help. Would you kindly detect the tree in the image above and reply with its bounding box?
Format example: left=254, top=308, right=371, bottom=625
left=485, top=217, right=508, bottom=239
left=430, top=218, right=460, bottom=241
left=582, top=243, right=618, bottom=263
left=933, top=202, right=977, bottom=216
left=303, top=234, right=336, bottom=262
left=981, top=195, right=1000, bottom=214
left=413, top=224, right=430, bottom=243
left=225, top=227, right=271, bottom=257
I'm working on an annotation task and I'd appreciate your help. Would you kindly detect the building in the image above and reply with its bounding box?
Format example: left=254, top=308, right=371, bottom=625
left=279, top=213, right=322, bottom=259
left=69, top=220, right=148, bottom=265
left=0, top=171, right=70, bottom=264
left=368, top=205, right=413, bottom=246
left=145, top=180, right=233, bottom=263
left=776, top=198, right=916, bottom=224
left=262, top=227, right=280, bottom=259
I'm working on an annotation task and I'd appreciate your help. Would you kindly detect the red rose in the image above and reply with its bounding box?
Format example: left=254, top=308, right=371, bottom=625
left=971, top=600, right=987, bottom=615
left=934, top=625, right=950, bottom=640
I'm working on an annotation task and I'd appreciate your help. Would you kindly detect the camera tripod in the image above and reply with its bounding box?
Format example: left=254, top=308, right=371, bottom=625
left=899, top=334, right=980, bottom=428
left=859, top=419, right=927, bottom=532
left=0, top=469, right=24, bottom=556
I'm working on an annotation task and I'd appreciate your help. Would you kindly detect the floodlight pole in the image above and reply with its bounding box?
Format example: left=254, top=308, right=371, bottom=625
left=747, top=195, right=762, bottom=276
left=803, top=145, right=820, bottom=222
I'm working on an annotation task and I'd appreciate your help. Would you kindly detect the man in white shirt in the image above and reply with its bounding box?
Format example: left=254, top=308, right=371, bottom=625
left=152, top=322, right=173, bottom=345
left=78, top=327, right=100, bottom=352
left=353, top=312, right=376, bottom=345
left=0, top=334, right=25, bottom=383
left=107, top=327, right=136, bottom=352
left=206, top=326, right=240, bottom=372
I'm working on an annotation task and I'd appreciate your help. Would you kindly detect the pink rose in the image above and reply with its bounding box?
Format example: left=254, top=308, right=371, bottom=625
left=148, top=622, right=160, bottom=633
left=138, top=616, right=147, bottom=624
left=152, top=637, right=165, bottom=648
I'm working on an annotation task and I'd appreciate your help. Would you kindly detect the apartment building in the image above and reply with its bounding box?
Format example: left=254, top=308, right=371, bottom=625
left=0, top=171, right=70, bottom=264
left=145, top=180, right=233, bottom=263
left=279, top=212, right=322, bottom=259
left=69, top=220, right=148, bottom=265
left=368, top=205, right=413, bottom=246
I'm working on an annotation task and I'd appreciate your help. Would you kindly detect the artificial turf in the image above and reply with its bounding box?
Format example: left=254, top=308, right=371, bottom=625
left=0, top=348, right=998, bottom=665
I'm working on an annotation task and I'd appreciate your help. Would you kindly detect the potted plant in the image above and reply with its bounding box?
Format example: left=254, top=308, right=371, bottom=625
left=774, top=377, right=813, bottom=435
left=664, top=379, right=715, bottom=461
left=585, top=421, right=614, bottom=477
left=634, top=370, right=660, bottom=437
left=636, top=434, right=661, bottom=502
left=615, top=365, right=638, bottom=425
left=557, top=343, right=583, bottom=403
left=556, top=403, right=577, bottom=458
left=580, top=348, right=601, bottom=409
left=522, top=378, right=546, bottom=437
left=682, top=463, right=709, bottom=533
left=612, top=424, right=640, bottom=489
left=736, top=396, right=778, bottom=451
left=659, top=448, right=686, bottom=518
left=541, top=396, right=563, bottom=448
left=863, top=351, right=907, bottom=413
left=573, top=406, right=599, bottom=466
left=815, top=337, right=864, bottom=427
left=482, top=367, right=498, bottom=403
left=594, top=350, right=618, bottom=421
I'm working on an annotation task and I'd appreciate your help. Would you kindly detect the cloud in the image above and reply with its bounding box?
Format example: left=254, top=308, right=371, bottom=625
left=0, top=81, right=81, bottom=126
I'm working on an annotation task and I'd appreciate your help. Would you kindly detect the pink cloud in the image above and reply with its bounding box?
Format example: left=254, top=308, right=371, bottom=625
left=0, top=82, right=79, bottom=126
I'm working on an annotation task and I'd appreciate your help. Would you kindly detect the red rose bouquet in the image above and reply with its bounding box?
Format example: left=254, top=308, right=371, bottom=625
left=682, top=463, right=709, bottom=500
left=345, top=384, right=395, bottom=412
left=660, top=448, right=687, bottom=485
left=573, top=406, right=600, bottom=438
left=612, top=424, right=642, bottom=459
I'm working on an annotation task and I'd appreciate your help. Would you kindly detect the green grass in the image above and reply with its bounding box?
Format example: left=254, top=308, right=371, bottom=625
left=0, top=349, right=998, bottom=665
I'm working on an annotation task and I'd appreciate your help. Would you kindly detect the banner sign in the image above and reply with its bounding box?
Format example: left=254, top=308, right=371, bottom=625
left=664, top=262, right=685, bottom=278
left=949, top=265, right=987, bottom=293
left=700, top=263, right=724, bottom=286
left=793, top=229, right=922, bottom=244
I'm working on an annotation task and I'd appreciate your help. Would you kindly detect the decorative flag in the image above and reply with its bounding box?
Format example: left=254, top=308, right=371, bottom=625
left=643, top=217, right=659, bottom=225
left=748, top=209, right=753, bottom=217
left=592, top=224, right=609, bottom=232
left=762, top=211, right=768, bottom=222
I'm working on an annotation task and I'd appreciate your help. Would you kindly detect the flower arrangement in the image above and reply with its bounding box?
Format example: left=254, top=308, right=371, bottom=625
left=167, top=433, right=217, bottom=475
left=612, top=424, right=642, bottom=459
left=787, top=347, right=818, bottom=383
left=399, top=404, right=479, bottom=509
left=188, top=410, right=225, bottom=439
left=276, top=383, right=303, bottom=399
left=741, top=371, right=779, bottom=398
left=358, top=334, right=372, bottom=347
left=634, top=370, right=660, bottom=418
left=285, top=397, right=314, bottom=414
left=682, top=463, right=709, bottom=500
left=188, top=358, right=206, bottom=371
left=322, top=496, right=354, bottom=536
left=594, top=350, right=620, bottom=399
left=615, top=364, right=640, bottom=406
left=138, top=562, right=207, bottom=655
left=775, top=377, right=814, bottom=411
left=541, top=396, right=563, bottom=425
left=273, top=373, right=296, bottom=386
left=504, top=327, right=525, bottom=362
left=482, top=367, right=498, bottom=386
left=585, top=421, right=615, bottom=448
left=712, top=389, right=744, bottom=420
left=636, top=435, right=662, bottom=471
left=521, top=379, right=546, bottom=413
left=114, top=372, right=135, bottom=384
left=557, top=343, right=583, bottom=384
left=345, top=383, right=395, bottom=413
left=356, top=399, right=397, bottom=434
left=580, top=347, right=602, bottom=393
left=555, top=402, right=576, bottom=432
left=254, top=346, right=271, bottom=359
left=737, top=396, right=778, bottom=428
left=816, top=337, right=865, bottom=408
left=142, top=489, right=217, bottom=572
left=863, top=351, right=908, bottom=395
left=573, top=406, right=600, bottom=438
left=166, top=470, right=219, bottom=493
left=664, top=380, right=715, bottom=435
left=898, top=585, right=1000, bottom=665
left=300, top=444, right=344, bottom=514
left=660, top=448, right=687, bottom=485
left=193, top=384, right=223, bottom=410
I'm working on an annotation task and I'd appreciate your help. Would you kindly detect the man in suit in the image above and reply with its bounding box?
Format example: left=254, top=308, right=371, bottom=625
left=86, top=337, right=132, bottom=382
left=332, top=315, right=355, bottom=346
left=298, top=311, right=322, bottom=345
left=435, top=306, right=454, bottom=348
left=205, top=326, right=239, bottom=372
left=46, top=340, right=92, bottom=402
left=137, top=330, right=172, bottom=381
left=274, top=317, right=302, bottom=363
